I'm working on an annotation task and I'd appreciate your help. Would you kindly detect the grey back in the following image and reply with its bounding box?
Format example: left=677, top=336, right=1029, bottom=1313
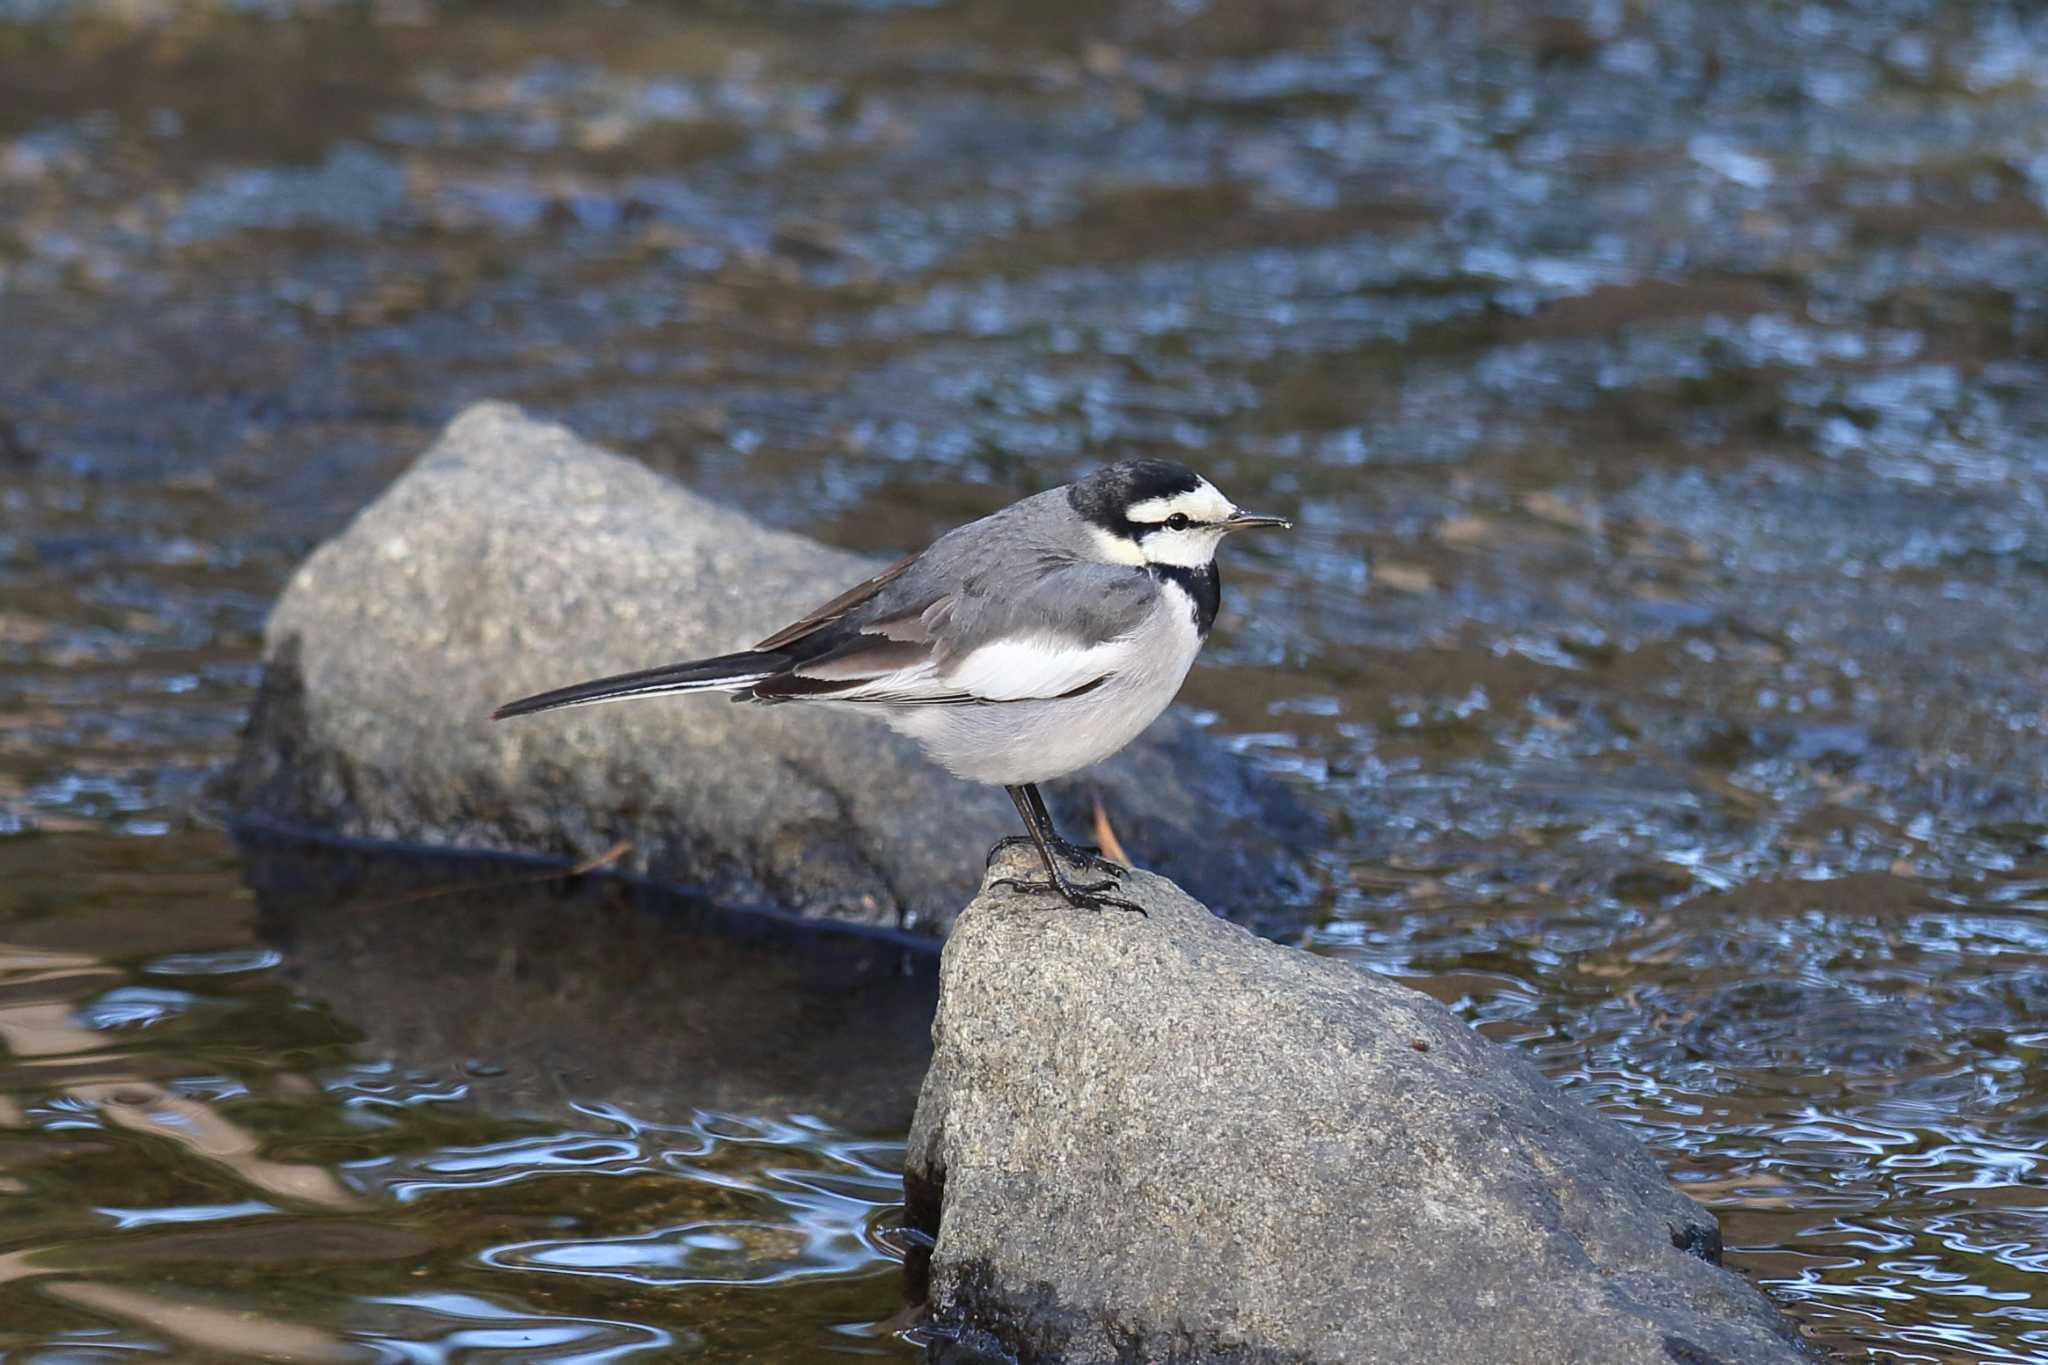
left=859, top=487, right=1159, bottom=660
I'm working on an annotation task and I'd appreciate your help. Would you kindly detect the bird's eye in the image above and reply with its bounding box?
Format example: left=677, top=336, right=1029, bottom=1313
left=1165, top=513, right=1192, bottom=531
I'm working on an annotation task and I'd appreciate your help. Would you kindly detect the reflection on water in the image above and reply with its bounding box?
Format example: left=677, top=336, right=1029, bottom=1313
left=5, top=0, right=2048, bottom=1358
left=0, top=833, right=920, bottom=1361
left=245, top=834, right=939, bottom=1135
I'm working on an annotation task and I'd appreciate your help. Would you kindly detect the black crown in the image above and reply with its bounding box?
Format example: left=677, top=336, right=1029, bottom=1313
left=1067, top=459, right=1203, bottom=530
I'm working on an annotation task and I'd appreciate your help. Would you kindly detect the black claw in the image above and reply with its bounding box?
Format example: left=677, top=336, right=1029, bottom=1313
left=986, top=834, right=1038, bottom=865
left=994, top=783, right=1145, bottom=915
left=1045, top=837, right=1124, bottom=880
left=990, top=875, right=1147, bottom=917
left=1077, top=851, right=1127, bottom=880
left=1076, top=889, right=1147, bottom=916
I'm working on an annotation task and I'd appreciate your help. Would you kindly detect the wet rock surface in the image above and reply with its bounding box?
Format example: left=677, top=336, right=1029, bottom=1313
left=906, top=845, right=1810, bottom=1365
left=228, top=402, right=1316, bottom=932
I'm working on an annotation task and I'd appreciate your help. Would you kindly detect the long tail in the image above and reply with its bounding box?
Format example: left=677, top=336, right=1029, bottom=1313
left=491, top=650, right=783, bottom=720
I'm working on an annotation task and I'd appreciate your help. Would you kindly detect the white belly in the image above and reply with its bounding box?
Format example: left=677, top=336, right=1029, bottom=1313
left=879, top=588, right=1204, bottom=787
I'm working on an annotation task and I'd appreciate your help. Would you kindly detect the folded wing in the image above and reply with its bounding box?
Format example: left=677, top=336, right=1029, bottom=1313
left=751, top=561, right=1155, bottom=707
left=496, top=552, right=1159, bottom=719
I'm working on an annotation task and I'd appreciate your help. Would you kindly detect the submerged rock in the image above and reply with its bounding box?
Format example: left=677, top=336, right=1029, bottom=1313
left=905, top=845, right=1812, bottom=1365
left=228, top=402, right=1316, bottom=934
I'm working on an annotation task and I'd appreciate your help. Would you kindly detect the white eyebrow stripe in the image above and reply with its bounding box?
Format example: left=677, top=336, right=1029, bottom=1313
left=1126, top=483, right=1233, bottom=525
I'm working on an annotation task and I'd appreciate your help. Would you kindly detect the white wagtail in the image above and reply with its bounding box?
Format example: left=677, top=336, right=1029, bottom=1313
left=493, top=460, right=1290, bottom=912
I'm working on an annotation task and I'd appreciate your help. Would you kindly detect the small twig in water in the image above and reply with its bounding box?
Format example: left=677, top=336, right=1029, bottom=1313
left=356, top=840, right=634, bottom=913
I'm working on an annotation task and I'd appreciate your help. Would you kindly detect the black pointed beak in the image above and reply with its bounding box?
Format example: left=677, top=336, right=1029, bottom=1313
left=1223, top=511, right=1292, bottom=532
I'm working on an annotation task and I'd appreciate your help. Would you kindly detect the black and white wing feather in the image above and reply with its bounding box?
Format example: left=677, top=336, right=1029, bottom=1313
left=751, top=560, right=1156, bottom=707
left=492, top=541, right=1157, bottom=720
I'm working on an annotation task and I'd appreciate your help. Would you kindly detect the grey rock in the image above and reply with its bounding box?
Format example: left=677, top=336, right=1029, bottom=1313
left=229, top=402, right=1316, bottom=934
left=905, top=845, right=1813, bottom=1365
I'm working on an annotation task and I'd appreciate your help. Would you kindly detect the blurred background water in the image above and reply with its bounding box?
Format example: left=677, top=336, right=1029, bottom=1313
left=4, top=0, right=2048, bottom=1359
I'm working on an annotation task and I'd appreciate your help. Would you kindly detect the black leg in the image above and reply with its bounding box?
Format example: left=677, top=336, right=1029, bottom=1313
left=985, top=790, right=1058, bottom=864
left=1021, top=783, right=1058, bottom=840
left=1020, top=783, right=1126, bottom=880
left=989, top=785, right=1143, bottom=915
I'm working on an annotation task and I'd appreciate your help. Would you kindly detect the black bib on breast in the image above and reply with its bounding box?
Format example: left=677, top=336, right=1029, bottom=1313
left=1148, top=561, right=1220, bottom=637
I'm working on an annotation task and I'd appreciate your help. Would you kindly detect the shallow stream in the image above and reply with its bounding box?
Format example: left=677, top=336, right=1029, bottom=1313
left=5, top=1, right=2048, bottom=1359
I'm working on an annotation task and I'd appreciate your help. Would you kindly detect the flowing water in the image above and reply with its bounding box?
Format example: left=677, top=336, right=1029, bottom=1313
left=6, top=0, right=2048, bottom=1359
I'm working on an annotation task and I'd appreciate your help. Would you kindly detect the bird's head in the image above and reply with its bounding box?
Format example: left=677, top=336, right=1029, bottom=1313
left=1068, top=458, right=1291, bottom=568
